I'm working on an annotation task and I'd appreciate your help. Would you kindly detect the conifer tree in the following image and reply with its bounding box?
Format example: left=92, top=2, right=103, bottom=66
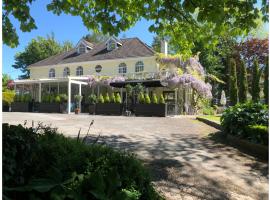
left=238, top=60, right=248, bottom=103
left=251, top=59, right=261, bottom=102
left=229, top=58, right=238, bottom=105
left=264, top=56, right=268, bottom=104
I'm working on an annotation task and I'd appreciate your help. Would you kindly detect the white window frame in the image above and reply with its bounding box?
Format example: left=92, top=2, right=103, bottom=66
left=76, top=66, right=83, bottom=76
left=135, top=61, right=144, bottom=72
left=63, top=67, right=70, bottom=77
left=49, top=68, right=55, bottom=78
left=118, top=63, right=127, bottom=74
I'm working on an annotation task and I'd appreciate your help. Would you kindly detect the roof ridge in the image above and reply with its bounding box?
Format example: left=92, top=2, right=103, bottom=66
left=28, top=48, right=76, bottom=68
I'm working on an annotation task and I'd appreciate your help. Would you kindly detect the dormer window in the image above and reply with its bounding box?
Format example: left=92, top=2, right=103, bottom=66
left=76, top=38, right=94, bottom=54
left=78, top=44, right=86, bottom=54
left=106, top=36, right=122, bottom=51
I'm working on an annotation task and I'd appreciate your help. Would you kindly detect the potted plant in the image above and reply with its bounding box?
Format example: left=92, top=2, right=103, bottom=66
left=11, top=94, right=32, bottom=112
left=135, top=93, right=167, bottom=117
left=74, top=95, right=83, bottom=114
left=39, top=94, right=61, bottom=113
left=88, top=94, right=97, bottom=114
left=96, top=93, right=122, bottom=115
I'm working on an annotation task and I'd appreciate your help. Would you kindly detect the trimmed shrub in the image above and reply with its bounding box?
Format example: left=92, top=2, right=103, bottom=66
left=3, top=124, right=162, bottom=200
left=115, top=93, right=122, bottom=104
left=152, top=93, right=158, bottom=104
left=88, top=94, right=97, bottom=104
left=55, top=95, right=61, bottom=103
left=104, top=93, right=110, bottom=103
left=159, top=94, right=165, bottom=104
left=221, top=102, right=268, bottom=144
left=98, top=94, right=104, bottom=103
left=245, top=125, right=268, bottom=146
left=138, top=92, right=145, bottom=104
left=110, top=93, right=116, bottom=103
left=202, top=107, right=215, bottom=115
left=59, top=94, right=68, bottom=103
left=3, top=91, right=15, bottom=105
left=145, top=93, right=151, bottom=104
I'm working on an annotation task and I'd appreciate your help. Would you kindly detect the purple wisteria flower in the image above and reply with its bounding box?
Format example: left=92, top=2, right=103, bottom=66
left=183, top=57, right=205, bottom=76
left=111, top=76, right=125, bottom=83
left=87, top=75, right=97, bottom=87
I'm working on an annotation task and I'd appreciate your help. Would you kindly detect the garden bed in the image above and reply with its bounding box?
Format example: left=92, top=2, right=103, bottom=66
left=11, top=102, right=31, bottom=112
left=135, top=104, right=167, bottom=117
left=95, top=103, right=122, bottom=115
left=38, top=103, right=60, bottom=113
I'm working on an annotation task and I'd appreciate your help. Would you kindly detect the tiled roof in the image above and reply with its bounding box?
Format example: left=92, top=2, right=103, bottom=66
left=28, top=37, right=155, bottom=67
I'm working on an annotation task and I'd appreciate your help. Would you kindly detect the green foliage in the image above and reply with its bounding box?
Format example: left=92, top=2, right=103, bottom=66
left=202, top=107, right=215, bottom=115
left=12, top=34, right=73, bottom=78
left=125, top=84, right=133, bottom=98
left=2, top=74, right=12, bottom=92
left=115, top=93, right=122, bottom=104
left=104, top=93, right=110, bottom=103
left=251, top=59, right=261, bottom=102
left=98, top=94, right=104, bottom=103
left=238, top=60, right=248, bottom=103
left=3, top=124, right=162, bottom=199
left=245, top=125, right=268, bottom=146
left=54, top=95, right=61, bottom=103
left=138, top=93, right=145, bottom=104
left=145, top=94, right=151, bottom=104
left=229, top=58, right=238, bottom=105
left=221, top=102, right=268, bottom=145
left=152, top=93, right=158, bottom=104
left=83, top=32, right=109, bottom=43
left=88, top=94, right=97, bottom=104
left=110, top=93, right=116, bottom=103
left=24, top=94, right=32, bottom=102
left=159, top=94, right=165, bottom=104
left=264, top=57, right=268, bottom=104
left=59, top=94, right=68, bottom=103
left=2, top=91, right=15, bottom=106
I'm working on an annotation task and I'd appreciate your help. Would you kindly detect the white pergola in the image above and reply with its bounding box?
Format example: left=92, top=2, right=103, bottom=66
left=14, top=77, right=88, bottom=114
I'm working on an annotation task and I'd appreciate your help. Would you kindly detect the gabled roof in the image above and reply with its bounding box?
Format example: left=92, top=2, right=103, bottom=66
left=76, top=38, right=94, bottom=49
left=28, top=37, right=155, bottom=68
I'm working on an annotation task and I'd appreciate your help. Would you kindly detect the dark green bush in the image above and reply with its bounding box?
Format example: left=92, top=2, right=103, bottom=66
left=3, top=124, right=162, bottom=200
left=221, top=102, right=268, bottom=145
left=245, top=125, right=268, bottom=146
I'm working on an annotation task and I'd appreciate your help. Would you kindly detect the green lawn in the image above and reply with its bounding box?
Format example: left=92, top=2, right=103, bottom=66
left=197, top=115, right=221, bottom=124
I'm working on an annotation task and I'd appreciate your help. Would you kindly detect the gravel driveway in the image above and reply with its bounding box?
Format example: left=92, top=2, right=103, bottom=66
left=3, top=112, right=268, bottom=200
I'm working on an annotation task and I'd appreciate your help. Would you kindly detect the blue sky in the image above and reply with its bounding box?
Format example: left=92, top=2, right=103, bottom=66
left=2, top=0, right=156, bottom=79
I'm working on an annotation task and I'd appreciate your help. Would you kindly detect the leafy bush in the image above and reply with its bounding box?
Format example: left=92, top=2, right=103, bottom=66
left=152, top=93, right=158, bottom=104
left=221, top=102, right=268, bottom=145
left=3, top=91, right=15, bottom=105
left=88, top=94, right=97, bottom=104
left=115, top=93, right=122, bottom=104
left=145, top=94, right=151, bottom=104
left=3, top=124, right=162, bottom=200
left=59, top=94, right=68, bottom=103
left=138, top=92, right=145, bottom=104
left=245, top=125, right=268, bottom=145
left=98, top=94, right=104, bottom=103
left=159, top=94, right=165, bottom=104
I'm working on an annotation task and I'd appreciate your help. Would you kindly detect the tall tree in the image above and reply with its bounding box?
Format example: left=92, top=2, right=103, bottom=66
left=251, top=59, right=261, bottom=102
left=3, top=0, right=268, bottom=48
left=264, top=56, right=269, bottom=104
left=238, top=60, right=248, bottom=103
left=151, top=36, right=161, bottom=53
left=229, top=58, right=238, bottom=105
left=12, top=34, right=74, bottom=79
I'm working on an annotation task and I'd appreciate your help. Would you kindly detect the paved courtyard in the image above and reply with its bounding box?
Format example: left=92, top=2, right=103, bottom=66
left=3, top=112, right=269, bottom=200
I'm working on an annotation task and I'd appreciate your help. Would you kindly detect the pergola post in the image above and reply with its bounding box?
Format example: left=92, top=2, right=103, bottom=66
left=79, top=84, right=81, bottom=111
left=57, top=82, right=60, bottom=94
left=174, top=88, right=178, bottom=115
left=68, top=80, right=71, bottom=114
left=120, top=87, right=123, bottom=100
left=38, top=82, right=42, bottom=102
